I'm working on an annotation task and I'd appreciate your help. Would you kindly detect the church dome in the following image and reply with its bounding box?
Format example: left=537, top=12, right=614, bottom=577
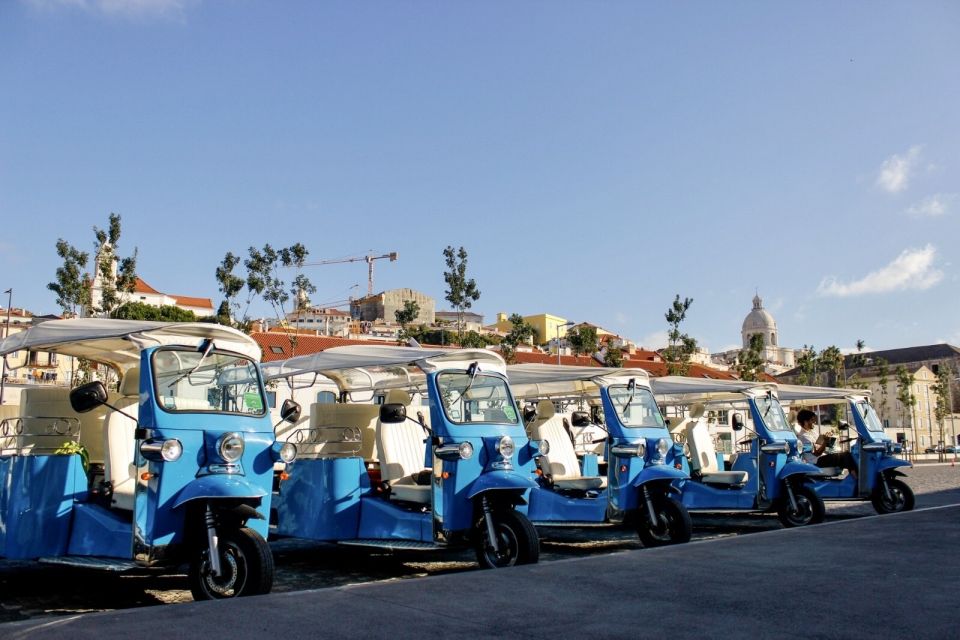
left=741, top=294, right=777, bottom=348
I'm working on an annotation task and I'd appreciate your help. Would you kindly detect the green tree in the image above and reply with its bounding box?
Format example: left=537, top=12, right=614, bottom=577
left=795, top=345, right=818, bottom=386
left=394, top=300, right=421, bottom=343
left=442, top=246, right=481, bottom=346
left=215, top=252, right=246, bottom=324
left=933, top=364, right=953, bottom=449
left=663, top=294, right=697, bottom=375
left=736, top=333, right=765, bottom=381
left=819, top=346, right=845, bottom=388
left=566, top=325, right=599, bottom=357
left=876, top=358, right=890, bottom=420
left=603, top=345, right=624, bottom=367
left=895, top=365, right=917, bottom=438
left=47, top=239, right=90, bottom=316
left=500, top=314, right=536, bottom=364
left=90, top=213, right=138, bottom=317
left=112, top=301, right=198, bottom=322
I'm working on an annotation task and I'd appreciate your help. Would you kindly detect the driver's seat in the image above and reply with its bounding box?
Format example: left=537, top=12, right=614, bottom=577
left=375, top=389, right=431, bottom=504
left=686, top=419, right=748, bottom=485
left=103, top=367, right=140, bottom=510
left=528, top=400, right=603, bottom=491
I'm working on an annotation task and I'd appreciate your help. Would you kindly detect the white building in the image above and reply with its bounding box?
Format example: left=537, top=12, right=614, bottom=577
left=712, top=294, right=800, bottom=375
left=285, top=307, right=353, bottom=337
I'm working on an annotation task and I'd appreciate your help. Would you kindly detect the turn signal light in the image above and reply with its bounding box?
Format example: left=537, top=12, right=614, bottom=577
left=535, top=468, right=543, bottom=476
left=280, top=472, right=290, bottom=482
left=619, top=465, right=627, bottom=473
left=442, top=471, right=451, bottom=479
left=140, top=472, right=153, bottom=481
left=675, top=463, right=682, bottom=470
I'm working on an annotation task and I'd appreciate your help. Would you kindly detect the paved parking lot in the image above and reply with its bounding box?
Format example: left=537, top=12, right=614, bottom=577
left=2, top=463, right=957, bottom=625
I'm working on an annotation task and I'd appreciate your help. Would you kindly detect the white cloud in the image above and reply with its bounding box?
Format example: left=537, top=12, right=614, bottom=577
left=637, top=330, right=669, bottom=350
left=24, top=0, right=192, bottom=19
left=906, top=193, right=956, bottom=217
left=817, top=244, right=943, bottom=297
left=875, top=145, right=922, bottom=193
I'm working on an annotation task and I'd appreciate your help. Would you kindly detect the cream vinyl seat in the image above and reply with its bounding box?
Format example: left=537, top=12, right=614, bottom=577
left=103, top=367, right=141, bottom=510
left=20, top=386, right=111, bottom=462
left=375, top=389, right=430, bottom=504
left=686, top=419, right=748, bottom=485
left=309, top=403, right=380, bottom=461
left=528, top=400, right=603, bottom=491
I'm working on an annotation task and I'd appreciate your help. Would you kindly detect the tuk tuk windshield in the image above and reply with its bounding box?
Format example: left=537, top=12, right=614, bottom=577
left=856, top=401, right=885, bottom=433
left=152, top=348, right=266, bottom=416
left=608, top=385, right=665, bottom=428
left=437, top=372, right=519, bottom=425
left=755, top=396, right=792, bottom=432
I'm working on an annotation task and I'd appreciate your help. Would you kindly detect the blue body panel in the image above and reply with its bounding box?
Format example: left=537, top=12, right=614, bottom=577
left=526, top=486, right=606, bottom=522
left=66, top=503, right=132, bottom=558
left=172, top=475, right=269, bottom=509
left=357, top=497, right=432, bottom=541
left=580, top=454, right=599, bottom=477
left=632, top=464, right=687, bottom=487
left=275, top=457, right=367, bottom=540
left=465, top=469, right=539, bottom=499
left=0, top=455, right=87, bottom=559
left=680, top=479, right=758, bottom=510
left=777, top=460, right=822, bottom=480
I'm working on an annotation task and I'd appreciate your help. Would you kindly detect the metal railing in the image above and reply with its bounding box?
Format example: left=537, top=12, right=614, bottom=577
left=285, top=425, right=362, bottom=458
left=0, top=416, right=82, bottom=456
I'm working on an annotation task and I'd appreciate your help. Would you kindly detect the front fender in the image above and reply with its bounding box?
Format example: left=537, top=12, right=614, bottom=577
left=777, top=460, right=823, bottom=481
left=466, top=469, right=539, bottom=500
left=877, top=457, right=912, bottom=474
left=172, top=475, right=268, bottom=510
left=632, top=465, right=688, bottom=488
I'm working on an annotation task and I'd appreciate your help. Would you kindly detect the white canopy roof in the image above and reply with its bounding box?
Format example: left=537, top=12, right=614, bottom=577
left=261, top=345, right=506, bottom=393
left=777, top=384, right=869, bottom=406
left=0, top=319, right=261, bottom=371
left=650, top=376, right=777, bottom=405
left=507, top=364, right=650, bottom=399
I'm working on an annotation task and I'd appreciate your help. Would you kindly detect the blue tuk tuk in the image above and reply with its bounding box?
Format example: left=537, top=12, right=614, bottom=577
left=778, top=384, right=914, bottom=513
left=263, top=345, right=540, bottom=568
left=0, top=319, right=297, bottom=599
left=507, top=364, right=692, bottom=546
left=651, top=376, right=826, bottom=527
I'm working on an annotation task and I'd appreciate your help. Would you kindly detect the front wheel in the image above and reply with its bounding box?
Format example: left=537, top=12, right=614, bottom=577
left=636, top=496, right=692, bottom=547
left=777, top=484, right=825, bottom=528
left=872, top=477, right=915, bottom=514
left=474, top=509, right=540, bottom=569
left=189, top=527, right=274, bottom=600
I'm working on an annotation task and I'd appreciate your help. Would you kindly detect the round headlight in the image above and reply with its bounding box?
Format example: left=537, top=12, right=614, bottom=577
left=657, top=438, right=669, bottom=457
left=781, top=441, right=791, bottom=455
left=539, top=439, right=551, bottom=456
left=161, top=439, right=183, bottom=462
left=218, top=432, right=245, bottom=462
left=458, top=441, right=474, bottom=459
left=637, top=441, right=647, bottom=458
left=498, top=435, right=515, bottom=458
left=280, top=442, right=297, bottom=463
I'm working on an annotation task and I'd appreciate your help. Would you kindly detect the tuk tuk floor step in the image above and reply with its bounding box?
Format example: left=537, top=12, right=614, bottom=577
left=338, top=539, right=445, bottom=551
left=38, top=557, right=140, bottom=572
left=533, top=521, right=612, bottom=528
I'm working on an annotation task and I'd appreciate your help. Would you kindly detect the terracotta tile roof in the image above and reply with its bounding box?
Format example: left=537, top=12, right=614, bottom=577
left=511, top=350, right=736, bottom=379
left=171, top=295, right=213, bottom=309
left=252, top=332, right=378, bottom=362
left=134, top=278, right=162, bottom=295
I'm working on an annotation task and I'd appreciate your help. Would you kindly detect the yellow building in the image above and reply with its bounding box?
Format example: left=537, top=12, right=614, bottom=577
left=493, top=312, right=569, bottom=345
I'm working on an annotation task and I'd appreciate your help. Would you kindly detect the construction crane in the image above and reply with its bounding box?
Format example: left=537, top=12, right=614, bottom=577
left=299, top=251, right=398, bottom=297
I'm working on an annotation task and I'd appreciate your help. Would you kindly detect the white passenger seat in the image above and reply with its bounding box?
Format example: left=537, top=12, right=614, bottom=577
left=686, top=419, right=748, bottom=485
left=103, top=367, right=140, bottom=510
left=528, top=400, right=603, bottom=491
left=375, top=389, right=430, bottom=504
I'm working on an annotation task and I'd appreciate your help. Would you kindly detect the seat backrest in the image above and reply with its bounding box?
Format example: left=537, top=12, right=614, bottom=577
left=103, top=367, right=140, bottom=510
left=309, top=403, right=380, bottom=460
left=20, top=387, right=110, bottom=462
left=376, top=412, right=427, bottom=484
left=524, top=399, right=556, bottom=438
left=530, top=414, right=582, bottom=479
left=686, top=418, right=720, bottom=474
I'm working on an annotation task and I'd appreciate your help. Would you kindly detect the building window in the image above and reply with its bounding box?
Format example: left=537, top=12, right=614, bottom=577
left=269, top=346, right=284, bottom=354
left=266, top=391, right=277, bottom=409
left=49, top=352, right=58, bottom=365
left=316, top=391, right=336, bottom=404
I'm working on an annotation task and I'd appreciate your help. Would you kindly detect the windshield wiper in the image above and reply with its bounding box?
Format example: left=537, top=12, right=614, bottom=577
left=622, top=378, right=637, bottom=415
left=167, top=339, right=215, bottom=389
left=447, top=362, right=481, bottom=406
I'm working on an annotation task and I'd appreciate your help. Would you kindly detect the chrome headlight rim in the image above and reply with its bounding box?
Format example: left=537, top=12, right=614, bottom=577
left=458, top=441, right=474, bottom=460
left=538, top=438, right=551, bottom=456
left=217, top=432, right=245, bottom=463
left=637, top=440, right=647, bottom=458
left=279, top=442, right=297, bottom=463
left=498, top=435, right=516, bottom=458
left=656, top=437, right=669, bottom=457
left=160, top=438, right=183, bottom=462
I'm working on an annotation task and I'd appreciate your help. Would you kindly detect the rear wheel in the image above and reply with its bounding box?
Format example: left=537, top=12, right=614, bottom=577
left=189, top=527, right=274, bottom=600
left=474, top=509, right=540, bottom=568
left=636, top=496, right=692, bottom=547
left=872, top=477, right=915, bottom=514
left=777, top=484, right=825, bottom=527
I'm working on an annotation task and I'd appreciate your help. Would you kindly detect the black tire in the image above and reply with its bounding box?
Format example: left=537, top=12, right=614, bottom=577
left=474, top=509, right=540, bottom=569
left=777, top=484, right=825, bottom=528
left=189, top=527, right=274, bottom=600
left=872, top=477, right=915, bottom=514
left=636, top=495, right=692, bottom=547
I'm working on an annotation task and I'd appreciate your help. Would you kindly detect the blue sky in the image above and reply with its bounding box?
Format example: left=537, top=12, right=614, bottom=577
left=1, top=1, right=958, bottom=353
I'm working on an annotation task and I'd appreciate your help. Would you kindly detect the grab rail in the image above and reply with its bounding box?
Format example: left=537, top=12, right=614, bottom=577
left=286, top=425, right=362, bottom=458
left=0, top=416, right=82, bottom=456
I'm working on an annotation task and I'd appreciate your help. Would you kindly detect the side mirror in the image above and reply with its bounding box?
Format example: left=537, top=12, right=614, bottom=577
left=838, top=420, right=850, bottom=431
left=732, top=413, right=745, bottom=431
left=280, top=399, right=301, bottom=424
left=523, top=406, right=538, bottom=424
left=571, top=411, right=590, bottom=428
left=379, top=403, right=407, bottom=424
left=70, top=381, right=108, bottom=413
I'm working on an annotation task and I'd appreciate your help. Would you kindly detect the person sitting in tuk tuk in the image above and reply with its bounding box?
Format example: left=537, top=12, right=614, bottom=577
left=796, top=409, right=857, bottom=477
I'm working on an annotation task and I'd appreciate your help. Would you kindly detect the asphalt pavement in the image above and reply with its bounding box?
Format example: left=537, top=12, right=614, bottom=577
left=6, top=485, right=959, bottom=640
